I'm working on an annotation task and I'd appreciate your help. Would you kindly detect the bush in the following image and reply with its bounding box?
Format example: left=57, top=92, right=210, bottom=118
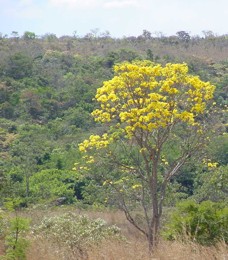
left=33, top=212, right=124, bottom=257
left=163, top=200, right=228, bottom=245
left=193, top=165, right=228, bottom=203
left=29, top=169, right=77, bottom=204
left=2, top=217, right=30, bottom=260
left=0, top=199, right=30, bottom=260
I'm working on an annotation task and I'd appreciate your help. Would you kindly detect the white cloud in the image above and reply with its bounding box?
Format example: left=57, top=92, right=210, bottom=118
left=48, top=0, right=140, bottom=9
left=19, top=0, right=34, bottom=5
left=104, top=0, right=140, bottom=8
left=2, top=0, right=43, bottom=19
left=48, top=0, right=102, bottom=8
left=5, top=7, right=43, bottom=19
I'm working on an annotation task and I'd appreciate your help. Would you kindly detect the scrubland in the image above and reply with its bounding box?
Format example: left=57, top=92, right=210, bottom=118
left=1, top=207, right=226, bottom=260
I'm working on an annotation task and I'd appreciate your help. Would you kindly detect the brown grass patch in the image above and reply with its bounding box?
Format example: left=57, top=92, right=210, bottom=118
left=1, top=207, right=227, bottom=259
left=26, top=237, right=227, bottom=260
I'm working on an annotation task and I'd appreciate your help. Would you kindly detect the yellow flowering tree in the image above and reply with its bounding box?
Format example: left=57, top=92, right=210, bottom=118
left=78, top=60, right=215, bottom=250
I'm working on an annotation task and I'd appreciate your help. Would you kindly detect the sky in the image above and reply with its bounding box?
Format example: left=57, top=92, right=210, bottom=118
left=1, top=0, right=228, bottom=38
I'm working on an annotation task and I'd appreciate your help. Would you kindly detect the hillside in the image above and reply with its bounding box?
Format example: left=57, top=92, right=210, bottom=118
left=0, top=31, right=227, bottom=204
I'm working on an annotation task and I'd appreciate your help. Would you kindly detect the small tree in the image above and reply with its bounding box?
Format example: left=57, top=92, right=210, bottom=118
left=22, top=31, right=36, bottom=40
left=77, top=61, right=215, bottom=250
left=2, top=199, right=30, bottom=260
left=176, top=31, right=190, bottom=42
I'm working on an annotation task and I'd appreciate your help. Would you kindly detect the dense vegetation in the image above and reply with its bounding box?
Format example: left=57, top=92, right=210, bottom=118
left=0, top=30, right=227, bottom=258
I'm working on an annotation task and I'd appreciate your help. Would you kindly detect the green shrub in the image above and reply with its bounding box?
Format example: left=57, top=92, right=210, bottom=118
left=29, top=169, right=77, bottom=203
left=33, top=212, right=124, bottom=257
left=163, top=200, right=228, bottom=245
left=2, top=217, right=30, bottom=260
left=0, top=199, right=30, bottom=260
left=193, top=165, right=228, bottom=203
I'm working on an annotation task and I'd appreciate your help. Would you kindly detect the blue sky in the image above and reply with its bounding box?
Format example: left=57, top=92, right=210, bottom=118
left=1, top=0, right=228, bottom=38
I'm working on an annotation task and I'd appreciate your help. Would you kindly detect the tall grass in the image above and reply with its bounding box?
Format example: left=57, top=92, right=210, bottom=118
left=1, top=207, right=227, bottom=260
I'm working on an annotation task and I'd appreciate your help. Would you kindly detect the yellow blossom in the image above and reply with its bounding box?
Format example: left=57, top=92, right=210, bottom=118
left=207, top=162, right=218, bottom=168
left=77, top=60, right=215, bottom=173
left=132, top=184, right=142, bottom=189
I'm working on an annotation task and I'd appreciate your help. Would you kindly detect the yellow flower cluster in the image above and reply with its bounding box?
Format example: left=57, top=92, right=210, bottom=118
left=207, top=162, right=218, bottom=168
left=132, top=184, right=142, bottom=189
left=79, top=61, right=215, bottom=153
left=202, top=158, right=218, bottom=169
left=79, top=133, right=112, bottom=152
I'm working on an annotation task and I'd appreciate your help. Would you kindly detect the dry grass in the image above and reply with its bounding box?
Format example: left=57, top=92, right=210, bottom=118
left=0, top=207, right=227, bottom=260
left=86, top=240, right=228, bottom=260
left=26, top=237, right=227, bottom=260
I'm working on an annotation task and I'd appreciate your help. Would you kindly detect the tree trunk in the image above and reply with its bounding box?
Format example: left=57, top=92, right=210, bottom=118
left=148, top=156, right=161, bottom=251
left=147, top=216, right=160, bottom=252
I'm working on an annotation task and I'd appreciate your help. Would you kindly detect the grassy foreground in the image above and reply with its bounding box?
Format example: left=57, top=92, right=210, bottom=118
left=0, top=206, right=227, bottom=260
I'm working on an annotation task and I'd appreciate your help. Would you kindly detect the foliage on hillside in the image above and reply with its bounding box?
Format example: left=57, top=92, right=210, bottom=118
left=0, top=31, right=227, bottom=207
